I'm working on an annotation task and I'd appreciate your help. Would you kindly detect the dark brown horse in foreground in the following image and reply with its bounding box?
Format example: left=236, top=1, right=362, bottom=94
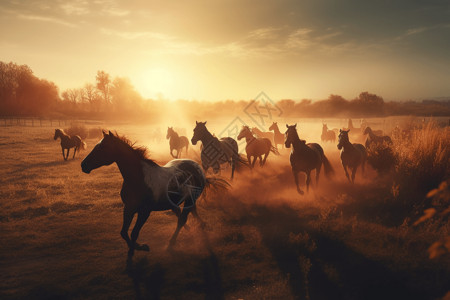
left=285, top=124, right=334, bottom=194
left=337, top=129, right=367, bottom=183
left=81, top=131, right=228, bottom=261
left=54, top=128, right=86, bottom=160
left=166, top=127, right=189, bottom=158
left=238, top=126, right=279, bottom=168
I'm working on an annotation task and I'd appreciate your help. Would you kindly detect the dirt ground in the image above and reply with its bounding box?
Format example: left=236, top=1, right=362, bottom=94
left=0, top=123, right=448, bottom=300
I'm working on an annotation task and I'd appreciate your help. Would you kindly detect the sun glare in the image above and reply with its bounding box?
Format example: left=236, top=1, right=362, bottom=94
left=134, top=68, right=175, bottom=100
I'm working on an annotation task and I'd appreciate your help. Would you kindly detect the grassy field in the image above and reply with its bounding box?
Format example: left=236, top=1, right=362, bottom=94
left=0, top=121, right=448, bottom=300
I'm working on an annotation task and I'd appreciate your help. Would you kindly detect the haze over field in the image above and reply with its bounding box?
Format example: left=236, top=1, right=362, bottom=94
left=1, top=0, right=450, bottom=101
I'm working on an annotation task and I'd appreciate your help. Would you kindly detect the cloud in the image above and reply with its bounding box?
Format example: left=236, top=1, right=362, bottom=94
left=17, top=13, right=78, bottom=28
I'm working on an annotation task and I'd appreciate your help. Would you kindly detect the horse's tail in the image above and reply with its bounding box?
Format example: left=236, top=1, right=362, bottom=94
left=270, top=145, right=280, bottom=155
left=200, top=176, right=231, bottom=203
left=322, top=153, right=335, bottom=179
left=80, top=141, right=87, bottom=151
left=234, top=153, right=251, bottom=171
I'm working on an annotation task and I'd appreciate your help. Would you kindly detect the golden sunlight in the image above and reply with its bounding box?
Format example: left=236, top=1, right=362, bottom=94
left=134, top=67, right=176, bottom=100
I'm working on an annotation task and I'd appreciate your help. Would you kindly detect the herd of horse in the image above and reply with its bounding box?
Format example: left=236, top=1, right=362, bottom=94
left=52, top=120, right=393, bottom=259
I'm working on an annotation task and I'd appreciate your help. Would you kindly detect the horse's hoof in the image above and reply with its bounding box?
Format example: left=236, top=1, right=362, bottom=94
left=297, top=189, right=304, bottom=195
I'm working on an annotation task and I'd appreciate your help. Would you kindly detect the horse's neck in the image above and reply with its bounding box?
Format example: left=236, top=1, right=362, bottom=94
left=273, top=126, right=281, bottom=134
left=342, top=139, right=355, bottom=151
left=170, top=132, right=179, bottom=140
left=245, top=133, right=256, bottom=144
left=200, top=130, right=215, bottom=144
left=292, top=137, right=306, bottom=152
left=368, top=130, right=376, bottom=139
left=115, top=148, right=151, bottom=183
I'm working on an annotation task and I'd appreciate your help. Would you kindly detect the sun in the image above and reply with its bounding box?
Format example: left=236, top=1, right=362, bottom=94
left=134, top=68, right=175, bottom=100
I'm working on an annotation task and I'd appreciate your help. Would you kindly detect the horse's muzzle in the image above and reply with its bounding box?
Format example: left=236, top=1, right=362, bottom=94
left=191, top=138, right=197, bottom=145
left=81, top=161, right=91, bottom=174
left=337, top=144, right=342, bottom=150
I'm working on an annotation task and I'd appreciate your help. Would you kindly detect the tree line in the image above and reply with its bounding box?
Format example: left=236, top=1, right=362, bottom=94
left=1, top=61, right=449, bottom=119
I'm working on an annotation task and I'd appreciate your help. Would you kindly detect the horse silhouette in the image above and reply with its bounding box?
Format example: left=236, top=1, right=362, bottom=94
left=166, top=127, right=189, bottom=158
left=285, top=124, right=334, bottom=194
left=53, top=128, right=86, bottom=160
left=238, top=126, right=279, bottom=168
left=337, top=129, right=367, bottom=183
left=191, top=121, right=246, bottom=179
left=321, top=124, right=336, bottom=143
left=363, top=127, right=392, bottom=149
left=81, top=130, right=229, bottom=260
left=269, top=122, right=285, bottom=149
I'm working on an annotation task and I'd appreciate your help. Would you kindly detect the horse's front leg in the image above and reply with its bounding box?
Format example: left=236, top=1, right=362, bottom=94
left=262, top=153, right=269, bottom=166
left=342, top=163, right=350, bottom=182
left=351, top=165, right=358, bottom=183
left=251, top=156, right=257, bottom=168
left=73, top=147, right=77, bottom=159
left=315, top=164, right=322, bottom=186
left=65, top=148, right=70, bottom=160
left=61, top=147, right=66, bottom=160
left=305, top=170, right=311, bottom=193
left=292, top=168, right=304, bottom=195
left=130, top=207, right=151, bottom=253
left=121, top=206, right=136, bottom=257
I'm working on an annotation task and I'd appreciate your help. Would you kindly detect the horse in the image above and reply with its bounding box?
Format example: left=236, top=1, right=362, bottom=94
left=53, top=128, right=86, bottom=160
left=285, top=124, right=334, bottom=194
left=337, top=129, right=367, bottom=183
left=238, top=126, right=279, bottom=168
left=81, top=130, right=228, bottom=260
left=321, top=124, right=336, bottom=143
left=363, top=126, right=392, bottom=149
left=166, top=127, right=189, bottom=158
left=269, top=122, right=285, bottom=149
left=251, top=127, right=275, bottom=145
left=191, top=121, right=246, bottom=179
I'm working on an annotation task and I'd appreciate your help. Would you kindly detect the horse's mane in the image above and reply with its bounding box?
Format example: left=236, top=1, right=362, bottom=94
left=110, top=132, right=157, bottom=165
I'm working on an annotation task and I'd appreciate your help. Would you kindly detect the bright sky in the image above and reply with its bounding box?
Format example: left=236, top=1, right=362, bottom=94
left=1, top=0, right=449, bottom=101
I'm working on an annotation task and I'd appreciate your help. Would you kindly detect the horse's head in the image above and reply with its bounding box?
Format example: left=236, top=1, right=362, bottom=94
left=322, top=124, right=328, bottom=130
left=53, top=129, right=60, bottom=140
left=363, top=126, right=371, bottom=135
left=284, top=124, right=299, bottom=148
left=237, top=126, right=251, bottom=141
left=81, top=131, right=117, bottom=174
left=337, top=129, right=350, bottom=150
left=166, top=127, right=174, bottom=140
left=192, top=121, right=207, bottom=145
left=269, top=122, right=277, bottom=131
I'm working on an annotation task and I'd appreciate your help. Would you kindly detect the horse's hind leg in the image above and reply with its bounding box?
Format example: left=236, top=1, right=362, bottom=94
left=262, top=153, right=269, bottom=166
left=61, top=147, right=66, bottom=160
left=130, top=208, right=151, bottom=253
left=306, top=170, right=312, bottom=193
left=65, top=149, right=69, bottom=160
left=315, top=164, right=322, bottom=187
left=343, top=164, right=351, bottom=182
left=73, top=147, right=77, bottom=159
left=168, top=208, right=191, bottom=250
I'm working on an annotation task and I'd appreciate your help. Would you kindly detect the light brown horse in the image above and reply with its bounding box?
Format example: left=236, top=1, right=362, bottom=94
left=363, top=127, right=392, bottom=149
left=238, top=126, right=279, bottom=168
left=166, top=127, right=189, bottom=158
left=321, top=124, right=336, bottom=143
left=53, top=128, right=86, bottom=160
left=269, top=122, right=285, bottom=149
left=251, top=127, right=275, bottom=145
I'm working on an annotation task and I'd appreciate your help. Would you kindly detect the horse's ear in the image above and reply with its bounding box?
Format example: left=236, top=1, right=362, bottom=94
left=294, top=123, right=297, bottom=128
left=102, top=130, right=108, bottom=137
left=286, top=124, right=289, bottom=128
left=196, top=121, right=198, bottom=125
left=347, top=129, right=350, bottom=133
left=204, top=121, right=207, bottom=125
left=108, top=130, right=114, bottom=136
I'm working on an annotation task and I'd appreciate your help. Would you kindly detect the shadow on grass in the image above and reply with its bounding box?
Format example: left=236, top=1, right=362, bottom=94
left=224, top=197, right=449, bottom=300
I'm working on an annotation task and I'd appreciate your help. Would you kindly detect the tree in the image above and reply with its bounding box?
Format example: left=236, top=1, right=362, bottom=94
left=96, top=70, right=111, bottom=106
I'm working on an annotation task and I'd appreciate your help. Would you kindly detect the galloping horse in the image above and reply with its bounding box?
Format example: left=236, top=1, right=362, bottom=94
left=285, top=124, right=334, bottom=194
left=269, top=122, right=285, bottom=149
left=363, top=127, right=392, bottom=149
left=53, top=128, right=86, bottom=160
left=238, top=126, right=279, bottom=168
left=192, top=121, right=245, bottom=179
left=166, top=127, right=189, bottom=158
left=81, top=131, right=228, bottom=259
left=337, top=129, right=367, bottom=183
left=251, top=127, right=275, bottom=145
left=321, top=124, right=336, bottom=143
